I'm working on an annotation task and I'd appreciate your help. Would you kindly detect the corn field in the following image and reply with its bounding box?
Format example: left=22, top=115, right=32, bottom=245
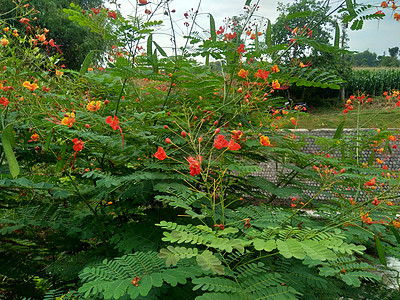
left=346, top=69, right=400, bottom=96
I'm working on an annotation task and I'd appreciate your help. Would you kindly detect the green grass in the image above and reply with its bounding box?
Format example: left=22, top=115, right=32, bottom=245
left=286, top=97, right=400, bottom=130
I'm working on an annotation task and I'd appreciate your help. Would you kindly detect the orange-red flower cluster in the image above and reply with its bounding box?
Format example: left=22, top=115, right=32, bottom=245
left=187, top=156, right=202, bottom=176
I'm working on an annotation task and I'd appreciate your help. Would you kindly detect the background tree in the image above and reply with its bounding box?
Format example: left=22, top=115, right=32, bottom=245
left=0, top=0, right=106, bottom=70
left=388, top=46, right=399, bottom=58
left=271, top=0, right=351, bottom=104
left=272, top=0, right=333, bottom=61
left=349, top=50, right=378, bottom=67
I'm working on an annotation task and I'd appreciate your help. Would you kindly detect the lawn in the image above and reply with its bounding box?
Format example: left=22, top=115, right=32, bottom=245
left=288, top=96, right=400, bottom=130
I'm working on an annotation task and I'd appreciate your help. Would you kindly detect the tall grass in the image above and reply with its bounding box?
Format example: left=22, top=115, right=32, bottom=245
left=346, top=68, right=400, bottom=96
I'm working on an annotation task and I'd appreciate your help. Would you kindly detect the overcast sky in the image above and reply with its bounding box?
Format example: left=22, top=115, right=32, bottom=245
left=108, top=0, right=398, bottom=56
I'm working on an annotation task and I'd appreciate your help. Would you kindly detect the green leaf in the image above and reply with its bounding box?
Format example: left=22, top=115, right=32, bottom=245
left=44, top=130, right=52, bottom=151
left=368, top=149, right=375, bottom=166
left=340, top=272, right=361, bottom=287
left=161, top=269, right=188, bottom=286
left=350, top=19, right=363, bottom=30
left=286, top=10, right=313, bottom=20
left=254, top=25, right=259, bottom=52
left=245, top=0, right=251, bottom=6
left=346, top=0, right=356, bottom=17
left=192, top=276, right=241, bottom=292
left=334, top=120, right=345, bottom=139
left=2, top=125, right=20, bottom=178
left=153, top=41, right=167, bottom=57
left=56, top=141, right=67, bottom=172
left=265, top=19, right=272, bottom=47
left=253, top=238, right=277, bottom=252
left=389, top=225, right=400, bottom=244
left=209, top=14, right=216, bottom=42
left=147, top=34, right=153, bottom=63
left=375, top=235, right=386, bottom=266
left=196, top=250, right=224, bottom=275
left=158, top=246, right=198, bottom=266
left=80, top=50, right=95, bottom=75
left=334, top=22, right=340, bottom=48
left=276, top=239, right=305, bottom=260
left=301, top=240, right=337, bottom=261
left=152, top=49, right=158, bottom=73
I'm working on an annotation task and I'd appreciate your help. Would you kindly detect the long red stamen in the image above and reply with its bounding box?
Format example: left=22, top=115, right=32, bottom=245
left=72, top=151, right=77, bottom=169
left=118, top=126, right=124, bottom=148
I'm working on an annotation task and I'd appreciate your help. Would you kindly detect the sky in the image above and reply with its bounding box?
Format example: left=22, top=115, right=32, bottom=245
left=107, top=0, right=399, bottom=56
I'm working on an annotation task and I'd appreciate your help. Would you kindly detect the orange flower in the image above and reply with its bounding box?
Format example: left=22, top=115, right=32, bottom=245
left=62, top=112, right=76, bottom=128
left=56, top=70, right=64, bottom=76
left=238, top=69, right=249, bottom=78
left=86, top=100, right=101, bottom=111
left=260, top=135, right=271, bottom=146
left=154, top=147, right=167, bottom=160
left=381, top=1, right=388, bottom=8
left=3, top=27, right=9, bottom=32
left=271, top=64, right=280, bottom=73
left=13, top=30, right=18, bottom=37
left=393, top=220, right=400, bottom=228
left=37, top=34, right=46, bottom=42
left=271, top=80, right=280, bottom=89
left=231, top=130, right=243, bottom=141
left=1, top=38, right=8, bottom=47
left=290, top=117, right=296, bottom=126
left=23, top=81, right=39, bottom=92
left=394, top=13, right=400, bottom=21
left=250, top=33, right=256, bottom=40
left=30, top=133, right=39, bottom=142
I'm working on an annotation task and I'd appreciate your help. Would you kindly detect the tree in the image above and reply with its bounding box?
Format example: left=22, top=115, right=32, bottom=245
left=349, top=50, right=378, bottom=67
left=0, top=0, right=106, bottom=70
left=271, top=0, right=334, bottom=61
left=388, top=46, right=399, bottom=58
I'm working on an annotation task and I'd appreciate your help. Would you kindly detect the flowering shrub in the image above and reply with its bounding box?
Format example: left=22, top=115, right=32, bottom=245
left=1, top=1, right=400, bottom=299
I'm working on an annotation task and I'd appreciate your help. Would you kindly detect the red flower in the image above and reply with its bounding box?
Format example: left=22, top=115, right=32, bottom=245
left=92, top=7, right=100, bottom=15
left=108, top=11, right=117, bottom=19
left=154, top=147, right=167, bottom=160
left=106, top=115, right=119, bottom=130
left=237, top=44, right=245, bottom=56
left=71, top=138, right=84, bottom=169
left=187, top=156, right=202, bottom=176
left=72, top=138, right=84, bottom=152
left=0, top=96, right=9, bottom=107
left=255, top=69, right=269, bottom=81
left=214, top=134, right=229, bottom=149
left=106, top=116, right=125, bottom=148
left=227, top=139, right=241, bottom=150
left=372, top=198, right=381, bottom=206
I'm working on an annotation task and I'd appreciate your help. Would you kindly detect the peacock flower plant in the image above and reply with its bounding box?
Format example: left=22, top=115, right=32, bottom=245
left=106, top=115, right=125, bottom=148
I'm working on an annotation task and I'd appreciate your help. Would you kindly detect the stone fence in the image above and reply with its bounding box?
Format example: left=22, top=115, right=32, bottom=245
left=252, top=128, right=400, bottom=204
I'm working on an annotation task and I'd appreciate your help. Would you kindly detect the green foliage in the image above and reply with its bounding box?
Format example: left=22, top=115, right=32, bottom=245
left=346, top=68, right=400, bottom=95
left=1, top=1, right=400, bottom=299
